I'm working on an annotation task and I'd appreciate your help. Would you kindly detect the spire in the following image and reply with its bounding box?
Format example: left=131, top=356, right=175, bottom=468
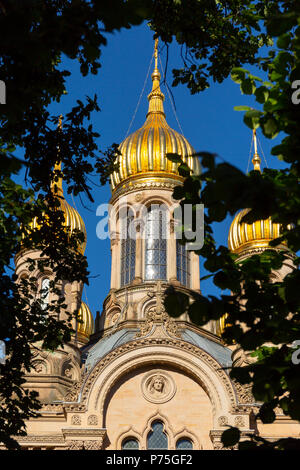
left=252, top=129, right=261, bottom=172
left=147, top=38, right=165, bottom=117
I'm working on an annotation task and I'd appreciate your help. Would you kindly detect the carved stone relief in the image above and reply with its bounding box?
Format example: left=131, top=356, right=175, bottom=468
left=141, top=370, right=176, bottom=404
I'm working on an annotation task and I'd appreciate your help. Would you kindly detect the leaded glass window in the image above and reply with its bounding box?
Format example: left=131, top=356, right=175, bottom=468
left=122, top=438, right=139, bottom=450
left=147, top=420, right=168, bottom=449
left=145, top=205, right=167, bottom=281
left=176, top=240, right=190, bottom=287
left=120, top=209, right=136, bottom=286
left=41, top=277, right=50, bottom=310
left=176, top=438, right=193, bottom=450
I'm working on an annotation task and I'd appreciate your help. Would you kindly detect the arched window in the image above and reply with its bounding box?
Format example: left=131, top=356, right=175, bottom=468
left=122, top=438, right=139, bottom=450
left=176, top=438, right=193, bottom=450
left=145, top=205, right=167, bottom=281
left=120, top=209, right=136, bottom=286
left=176, top=240, right=190, bottom=287
left=41, top=277, right=50, bottom=310
left=147, top=420, right=168, bottom=449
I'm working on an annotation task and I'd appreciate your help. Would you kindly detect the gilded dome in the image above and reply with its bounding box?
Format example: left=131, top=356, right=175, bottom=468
left=228, top=130, right=284, bottom=255
left=77, top=301, right=94, bottom=341
left=29, top=167, right=87, bottom=255
left=228, top=208, right=282, bottom=254
left=110, top=44, right=200, bottom=191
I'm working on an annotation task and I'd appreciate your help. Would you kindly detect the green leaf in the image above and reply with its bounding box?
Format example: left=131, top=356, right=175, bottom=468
left=241, top=78, right=256, bottom=95
left=164, top=290, right=189, bottom=317
left=262, top=118, right=278, bottom=137
left=166, top=153, right=182, bottom=163
left=221, top=427, right=241, bottom=447
left=243, top=109, right=262, bottom=129
left=234, top=105, right=253, bottom=111
left=255, top=87, right=269, bottom=104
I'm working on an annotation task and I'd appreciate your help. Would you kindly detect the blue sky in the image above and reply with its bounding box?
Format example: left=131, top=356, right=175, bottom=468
left=43, top=23, right=286, bottom=319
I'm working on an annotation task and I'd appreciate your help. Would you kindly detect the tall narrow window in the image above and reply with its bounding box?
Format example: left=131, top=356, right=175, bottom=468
left=41, top=277, right=50, bottom=310
left=145, top=205, right=167, bottom=281
left=147, top=420, right=168, bottom=449
left=176, top=240, right=190, bottom=287
left=120, top=209, right=136, bottom=286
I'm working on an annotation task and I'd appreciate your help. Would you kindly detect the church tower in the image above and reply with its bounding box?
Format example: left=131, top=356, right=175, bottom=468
left=227, top=129, right=295, bottom=370
left=92, top=40, right=205, bottom=338
left=14, top=123, right=94, bottom=403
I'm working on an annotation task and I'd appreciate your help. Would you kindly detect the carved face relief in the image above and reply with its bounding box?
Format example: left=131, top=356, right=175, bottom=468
left=141, top=370, right=176, bottom=404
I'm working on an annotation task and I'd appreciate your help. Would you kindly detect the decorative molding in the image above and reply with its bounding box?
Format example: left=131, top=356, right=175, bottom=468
left=111, top=178, right=180, bottom=202
left=62, top=335, right=237, bottom=417
left=84, top=440, right=103, bottom=450
left=67, top=440, right=84, bottom=450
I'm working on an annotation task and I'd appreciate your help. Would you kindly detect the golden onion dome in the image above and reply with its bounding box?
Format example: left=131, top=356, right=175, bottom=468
left=28, top=164, right=87, bottom=255
left=110, top=40, right=200, bottom=192
left=228, top=208, right=282, bottom=254
left=77, top=301, right=94, bottom=341
left=228, top=130, right=284, bottom=255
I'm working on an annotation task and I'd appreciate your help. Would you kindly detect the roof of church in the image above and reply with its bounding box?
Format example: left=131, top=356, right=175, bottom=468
left=181, top=330, right=232, bottom=368
left=82, top=327, right=232, bottom=372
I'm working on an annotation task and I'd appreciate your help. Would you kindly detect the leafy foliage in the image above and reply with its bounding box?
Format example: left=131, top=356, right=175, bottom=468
left=0, top=0, right=299, bottom=450
left=164, top=0, right=300, bottom=450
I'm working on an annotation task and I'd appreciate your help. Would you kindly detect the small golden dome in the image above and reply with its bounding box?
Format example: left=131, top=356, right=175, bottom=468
left=110, top=41, right=200, bottom=191
left=29, top=167, right=87, bottom=255
left=77, top=301, right=94, bottom=341
left=228, top=208, right=282, bottom=254
left=228, top=130, right=284, bottom=255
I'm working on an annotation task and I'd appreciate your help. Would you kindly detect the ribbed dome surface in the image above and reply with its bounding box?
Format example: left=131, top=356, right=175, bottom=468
left=228, top=208, right=282, bottom=254
left=77, top=301, right=94, bottom=340
left=29, top=176, right=87, bottom=255
left=110, top=49, right=200, bottom=191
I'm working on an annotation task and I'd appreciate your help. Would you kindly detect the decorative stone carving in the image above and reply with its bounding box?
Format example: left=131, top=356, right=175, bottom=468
left=84, top=440, right=103, bottom=450
left=64, top=378, right=84, bottom=402
left=136, top=281, right=181, bottom=339
left=87, top=415, right=98, bottom=426
left=65, top=334, right=237, bottom=413
left=232, top=379, right=255, bottom=405
left=135, top=193, right=143, bottom=202
left=32, top=361, right=47, bottom=374
left=218, top=416, right=228, bottom=427
left=71, top=415, right=81, bottom=425
left=64, top=368, right=73, bottom=379
left=68, top=440, right=84, bottom=450
left=141, top=370, right=176, bottom=404
left=235, top=416, right=245, bottom=427
left=111, top=312, right=120, bottom=325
